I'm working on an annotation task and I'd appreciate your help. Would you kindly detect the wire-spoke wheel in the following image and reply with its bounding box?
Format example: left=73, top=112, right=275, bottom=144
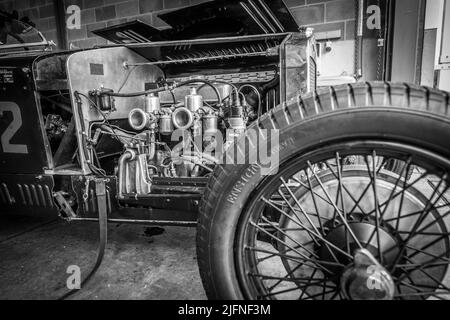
left=235, top=143, right=450, bottom=300
left=197, top=82, right=450, bottom=300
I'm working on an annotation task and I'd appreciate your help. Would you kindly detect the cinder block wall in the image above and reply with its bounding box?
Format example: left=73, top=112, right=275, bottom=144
left=288, top=0, right=356, bottom=41
left=0, top=0, right=59, bottom=45
left=0, top=0, right=356, bottom=48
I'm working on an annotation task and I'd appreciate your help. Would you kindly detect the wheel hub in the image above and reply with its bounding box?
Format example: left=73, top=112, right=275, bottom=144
left=318, top=219, right=399, bottom=299
left=320, top=219, right=401, bottom=269
left=340, top=249, right=395, bottom=300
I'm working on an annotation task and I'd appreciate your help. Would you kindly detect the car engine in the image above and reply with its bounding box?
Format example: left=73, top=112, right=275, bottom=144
left=93, top=80, right=253, bottom=197
left=33, top=32, right=315, bottom=205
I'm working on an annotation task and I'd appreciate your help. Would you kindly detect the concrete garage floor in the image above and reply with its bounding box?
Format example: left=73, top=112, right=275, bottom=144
left=0, top=216, right=206, bottom=300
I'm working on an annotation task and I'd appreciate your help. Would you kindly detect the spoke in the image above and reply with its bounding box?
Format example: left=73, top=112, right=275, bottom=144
left=399, top=279, right=421, bottom=292
left=389, top=176, right=448, bottom=272
left=250, top=274, right=330, bottom=284
left=256, top=240, right=315, bottom=263
left=396, top=230, right=450, bottom=236
left=321, top=278, right=327, bottom=300
left=260, top=285, right=304, bottom=299
left=412, top=185, right=449, bottom=234
left=348, top=183, right=372, bottom=215
left=395, top=291, right=450, bottom=299
left=328, top=153, right=351, bottom=255
left=365, top=152, right=383, bottom=263
left=305, top=171, right=336, bottom=235
left=382, top=235, right=450, bottom=275
left=260, top=278, right=333, bottom=299
left=250, top=221, right=333, bottom=274
left=298, top=269, right=319, bottom=300
left=405, top=244, right=450, bottom=263
left=303, top=289, right=339, bottom=300
left=416, top=209, right=450, bottom=235
left=250, top=247, right=344, bottom=268
left=381, top=158, right=412, bottom=218
left=394, top=160, right=414, bottom=231
left=396, top=282, right=403, bottom=299
left=363, top=170, right=430, bottom=219
left=292, top=176, right=335, bottom=209
left=328, top=289, right=341, bottom=300
left=366, top=158, right=412, bottom=249
left=397, top=278, right=450, bottom=300
left=396, top=282, right=447, bottom=300
left=324, top=159, right=369, bottom=216
left=258, top=222, right=279, bottom=228
left=298, top=172, right=343, bottom=263
left=386, top=210, right=432, bottom=224
left=257, top=248, right=296, bottom=264
left=401, top=256, right=450, bottom=291
left=262, top=197, right=353, bottom=259
left=303, top=172, right=326, bottom=233
left=307, top=161, right=364, bottom=250
left=260, top=215, right=319, bottom=259
left=387, top=213, right=450, bottom=263
left=429, top=180, right=450, bottom=206
left=385, top=203, right=450, bottom=224
left=397, top=261, right=450, bottom=270
left=276, top=188, right=320, bottom=249
left=393, top=244, right=450, bottom=283
left=399, top=278, right=427, bottom=300
left=400, top=281, right=450, bottom=291
left=268, top=262, right=306, bottom=292
left=347, top=158, right=388, bottom=215
left=335, top=153, right=350, bottom=254
left=280, top=177, right=323, bottom=237
left=278, top=178, right=340, bottom=262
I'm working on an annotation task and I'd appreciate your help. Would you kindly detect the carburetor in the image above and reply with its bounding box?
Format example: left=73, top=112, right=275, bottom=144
left=128, top=88, right=219, bottom=136
left=124, top=87, right=222, bottom=180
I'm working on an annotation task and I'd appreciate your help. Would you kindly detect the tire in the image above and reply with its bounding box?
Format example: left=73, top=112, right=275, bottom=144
left=197, top=82, right=450, bottom=300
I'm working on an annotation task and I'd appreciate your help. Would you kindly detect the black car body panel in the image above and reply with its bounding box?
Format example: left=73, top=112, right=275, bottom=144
left=0, top=55, right=51, bottom=174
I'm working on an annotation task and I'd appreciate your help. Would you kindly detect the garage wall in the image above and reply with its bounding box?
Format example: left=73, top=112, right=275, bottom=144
left=0, top=0, right=357, bottom=47
left=0, top=0, right=59, bottom=46
left=289, top=0, right=356, bottom=41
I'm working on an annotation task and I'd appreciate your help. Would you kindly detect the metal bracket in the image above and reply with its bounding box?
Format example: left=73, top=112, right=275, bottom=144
left=435, top=63, right=450, bottom=70
left=54, top=191, right=77, bottom=220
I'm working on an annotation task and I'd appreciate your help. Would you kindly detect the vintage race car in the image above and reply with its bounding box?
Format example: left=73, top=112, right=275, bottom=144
left=1, top=0, right=450, bottom=300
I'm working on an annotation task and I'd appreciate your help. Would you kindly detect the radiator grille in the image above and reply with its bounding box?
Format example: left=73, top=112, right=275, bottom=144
left=15, top=183, right=54, bottom=208
left=168, top=70, right=276, bottom=84
left=0, top=183, right=14, bottom=205
left=167, top=40, right=280, bottom=62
